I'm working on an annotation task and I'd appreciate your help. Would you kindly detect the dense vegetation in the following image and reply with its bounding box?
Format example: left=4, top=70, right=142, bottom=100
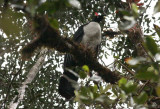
left=0, top=0, right=160, bottom=108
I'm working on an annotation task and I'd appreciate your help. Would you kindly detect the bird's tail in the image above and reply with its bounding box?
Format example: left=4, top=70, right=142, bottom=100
left=58, top=70, right=79, bottom=100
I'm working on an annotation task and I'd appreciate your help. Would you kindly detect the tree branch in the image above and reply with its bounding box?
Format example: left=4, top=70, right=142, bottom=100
left=21, top=15, right=120, bottom=84
left=116, top=59, right=135, bottom=76
left=103, top=30, right=122, bottom=38
left=2, top=60, right=24, bottom=109
left=9, top=48, right=47, bottom=109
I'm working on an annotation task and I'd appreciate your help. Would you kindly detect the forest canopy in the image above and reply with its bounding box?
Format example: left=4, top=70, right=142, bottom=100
left=0, top=0, right=160, bottom=109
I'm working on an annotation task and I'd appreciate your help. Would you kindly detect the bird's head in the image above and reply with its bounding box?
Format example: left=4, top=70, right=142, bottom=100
left=93, top=12, right=106, bottom=23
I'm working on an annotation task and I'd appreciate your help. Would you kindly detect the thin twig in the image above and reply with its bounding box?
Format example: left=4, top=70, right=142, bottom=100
left=138, top=80, right=150, bottom=94
left=116, top=59, right=135, bottom=76
left=99, top=57, right=107, bottom=66
left=139, top=0, right=153, bottom=25
left=106, top=61, right=116, bottom=68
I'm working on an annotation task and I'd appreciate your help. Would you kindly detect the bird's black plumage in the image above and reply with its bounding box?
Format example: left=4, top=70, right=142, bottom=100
left=73, top=24, right=87, bottom=43
left=58, top=14, right=105, bottom=100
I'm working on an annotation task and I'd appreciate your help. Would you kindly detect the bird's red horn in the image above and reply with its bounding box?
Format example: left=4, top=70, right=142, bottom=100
left=95, top=12, right=99, bottom=16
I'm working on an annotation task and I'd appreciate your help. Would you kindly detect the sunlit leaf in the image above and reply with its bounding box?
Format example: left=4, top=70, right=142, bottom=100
left=120, top=93, right=127, bottom=102
left=131, top=3, right=139, bottom=17
left=101, top=84, right=112, bottom=94
left=82, top=65, right=90, bottom=73
left=74, top=90, right=80, bottom=101
left=95, top=94, right=114, bottom=105
left=95, top=95, right=106, bottom=103
left=79, top=65, right=89, bottom=79
left=118, top=78, right=127, bottom=87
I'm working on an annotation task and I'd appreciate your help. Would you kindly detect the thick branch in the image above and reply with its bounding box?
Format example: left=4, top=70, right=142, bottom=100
left=21, top=16, right=120, bottom=84
left=9, top=48, right=47, bottom=109
left=103, top=30, right=122, bottom=38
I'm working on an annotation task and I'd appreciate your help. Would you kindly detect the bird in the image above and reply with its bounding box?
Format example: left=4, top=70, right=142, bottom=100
left=58, top=13, right=105, bottom=100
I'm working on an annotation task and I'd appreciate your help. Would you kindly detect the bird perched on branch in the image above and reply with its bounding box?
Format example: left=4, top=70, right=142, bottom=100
left=58, top=13, right=105, bottom=100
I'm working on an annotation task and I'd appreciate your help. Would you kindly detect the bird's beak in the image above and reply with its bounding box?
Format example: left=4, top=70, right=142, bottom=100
left=103, top=16, right=107, bottom=19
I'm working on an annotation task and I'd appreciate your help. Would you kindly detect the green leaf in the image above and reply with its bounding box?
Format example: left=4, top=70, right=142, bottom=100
left=118, top=10, right=131, bottom=16
left=82, top=65, right=90, bottom=73
left=153, top=24, right=160, bottom=38
left=101, top=84, right=112, bottom=94
left=122, top=81, right=137, bottom=94
left=119, top=93, right=127, bottom=102
left=131, top=3, right=139, bottom=17
left=118, top=78, right=127, bottom=87
left=79, top=65, right=89, bottom=79
left=79, top=70, right=87, bottom=79
left=95, top=95, right=114, bottom=105
left=119, top=78, right=137, bottom=94
left=95, top=95, right=106, bottom=103
left=154, top=1, right=160, bottom=14
left=135, top=65, right=153, bottom=81
left=124, top=81, right=137, bottom=94
left=145, top=36, right=158, bottom=56
left=135, top=69, right=158, bottom=81
left=48, top=18, right=59, bottom=29
left=78, top=87, right=92, bottom=104
left=89, top=85, right=98, bottom=93
left=134, top=92, right=148, bottom=104
left=112, top=85, right=118, bottom=96
left=79, top=87, right=89, bottom=96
